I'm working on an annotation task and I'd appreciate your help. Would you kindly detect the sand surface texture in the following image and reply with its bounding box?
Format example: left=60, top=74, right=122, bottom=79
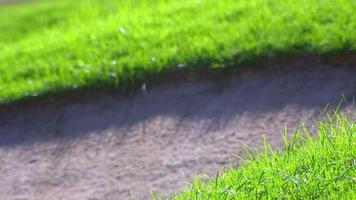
left=0, top=58, right=355, bottom=199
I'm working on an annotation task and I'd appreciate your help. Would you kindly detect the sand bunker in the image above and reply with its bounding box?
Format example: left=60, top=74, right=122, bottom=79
left=0, top=56, right=355, bottom=199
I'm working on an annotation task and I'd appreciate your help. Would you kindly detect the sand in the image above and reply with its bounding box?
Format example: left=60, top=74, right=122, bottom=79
left=0, top=56, right=355, bottom=199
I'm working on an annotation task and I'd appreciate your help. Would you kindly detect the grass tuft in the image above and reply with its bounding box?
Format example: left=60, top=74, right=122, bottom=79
left=173, top=113, right=356, bottom=199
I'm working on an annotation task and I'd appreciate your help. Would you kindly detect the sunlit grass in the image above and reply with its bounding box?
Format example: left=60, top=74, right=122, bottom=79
left=0, top=0, right=355, bottom=103
left=172, top=113, right=356, bottom=199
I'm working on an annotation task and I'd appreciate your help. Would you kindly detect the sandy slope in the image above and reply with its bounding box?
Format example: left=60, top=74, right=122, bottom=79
left=0, top=58, right=355, bottom=199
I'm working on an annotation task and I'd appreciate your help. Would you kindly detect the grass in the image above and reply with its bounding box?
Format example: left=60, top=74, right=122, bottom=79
left=172, top=113, right=356, bottom=199
left=0, top=0, right=355, bottom=104
left=1, top=1, right=355, bottom=198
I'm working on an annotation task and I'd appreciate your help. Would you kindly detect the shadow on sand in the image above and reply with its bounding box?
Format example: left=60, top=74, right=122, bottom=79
left=0, top=55, right=355, bottom=147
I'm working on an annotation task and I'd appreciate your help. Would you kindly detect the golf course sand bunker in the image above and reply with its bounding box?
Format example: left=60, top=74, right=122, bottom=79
left=0, top=57, right=355, bottom=199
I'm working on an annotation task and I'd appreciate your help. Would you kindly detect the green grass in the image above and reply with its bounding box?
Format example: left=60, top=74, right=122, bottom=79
left=0, top=0, right=356, bottom=103
left=172, top=113, right=356, bottom=199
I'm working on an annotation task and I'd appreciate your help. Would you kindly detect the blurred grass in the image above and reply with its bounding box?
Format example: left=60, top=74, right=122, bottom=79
left=172, top=113, right=356, bottom=199
left=0, top=0, right=355, bottom=103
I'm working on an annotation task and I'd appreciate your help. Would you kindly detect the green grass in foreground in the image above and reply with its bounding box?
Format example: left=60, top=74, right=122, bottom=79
left=0, top=0, right=356, bottom=103
left=172, top=113, right=356, bottom=199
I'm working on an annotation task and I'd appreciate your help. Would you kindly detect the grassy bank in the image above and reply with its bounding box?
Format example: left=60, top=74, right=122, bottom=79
left=0, top=0, right=355, bottom=103
left=172, top=113, right=356, bottom=199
